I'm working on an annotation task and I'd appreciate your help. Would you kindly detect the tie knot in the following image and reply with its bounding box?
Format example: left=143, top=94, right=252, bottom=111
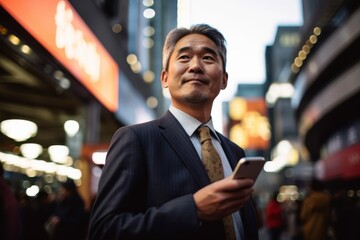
left=197, top=126, right=212, bottom=143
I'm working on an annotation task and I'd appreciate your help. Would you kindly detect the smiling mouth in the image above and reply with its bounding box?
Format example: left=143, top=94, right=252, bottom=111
left=184, top=78, right=208, bottom=84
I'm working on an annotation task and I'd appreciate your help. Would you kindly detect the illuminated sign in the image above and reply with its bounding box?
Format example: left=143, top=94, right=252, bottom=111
left=0, top=0, right=118, bottom=111
left=227, top=97, right=270, bottom=150
left=316, top=142, right=360, bottom=180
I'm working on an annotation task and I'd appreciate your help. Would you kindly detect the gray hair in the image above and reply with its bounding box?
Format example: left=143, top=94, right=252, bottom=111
left=162, top=24, right=227, bottom=72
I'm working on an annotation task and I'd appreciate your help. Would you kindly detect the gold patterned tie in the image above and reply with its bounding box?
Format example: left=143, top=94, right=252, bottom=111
left=197, top=126, right=236, bottom=240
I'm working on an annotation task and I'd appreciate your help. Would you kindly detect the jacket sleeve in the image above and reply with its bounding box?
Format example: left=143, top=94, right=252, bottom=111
left=88, top=126, right=200, bottom=240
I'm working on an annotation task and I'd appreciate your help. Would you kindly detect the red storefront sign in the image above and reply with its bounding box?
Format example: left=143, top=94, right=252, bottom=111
left=317, top=142, right=360, bottom=180
left=0, top=0, right=118, bottom=111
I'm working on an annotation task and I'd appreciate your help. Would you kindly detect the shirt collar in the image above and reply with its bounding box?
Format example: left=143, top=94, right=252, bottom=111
left=169, top=105, right=221, bottom=142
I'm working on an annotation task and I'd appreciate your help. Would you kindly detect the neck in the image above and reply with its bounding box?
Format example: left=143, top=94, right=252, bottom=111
left=172, top=103, right=212, bottom=123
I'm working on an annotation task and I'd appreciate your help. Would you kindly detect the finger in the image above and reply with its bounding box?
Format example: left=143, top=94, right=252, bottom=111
left=221, top=193, right=252, bottom=215
left=222, top=179, right=254, bottom=193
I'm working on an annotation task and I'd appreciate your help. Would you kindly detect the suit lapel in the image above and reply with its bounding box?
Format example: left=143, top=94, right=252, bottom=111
left=159, top=111, right=210, bottom=187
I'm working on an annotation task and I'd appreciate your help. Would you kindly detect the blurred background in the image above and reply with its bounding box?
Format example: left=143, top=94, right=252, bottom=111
left=0, top=0, right=359, bottom=239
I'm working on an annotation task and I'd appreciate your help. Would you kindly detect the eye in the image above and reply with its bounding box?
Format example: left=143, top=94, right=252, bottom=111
left=178, top=55, right=189, bottom=60
left=203, top=55, right=215, bottom=61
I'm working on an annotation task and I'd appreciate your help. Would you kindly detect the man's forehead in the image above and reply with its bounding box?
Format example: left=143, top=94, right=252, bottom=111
left=174, top=34, right=218, bottom=53
left=175, top=33, right=216, bottom=48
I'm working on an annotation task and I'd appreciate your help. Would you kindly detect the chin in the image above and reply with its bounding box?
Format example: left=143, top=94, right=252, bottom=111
left=181, top=92, right=208, bottom=104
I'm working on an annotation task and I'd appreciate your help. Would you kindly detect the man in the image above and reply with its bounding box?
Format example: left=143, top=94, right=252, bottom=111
left=300, top=179, right=331, bottom=240
left=0, top=163, right=22, bottom=240
left=46, top=179, right=87, bottom=240
left=89, top=24, right=259, bottom=240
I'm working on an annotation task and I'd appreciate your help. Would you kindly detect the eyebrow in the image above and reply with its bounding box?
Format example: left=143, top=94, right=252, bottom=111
left=176, top=46, right=219, bottom=57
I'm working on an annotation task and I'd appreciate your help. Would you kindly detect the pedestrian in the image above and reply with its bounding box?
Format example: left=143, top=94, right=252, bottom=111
left=88, top=24, right=259, bottom=240
left=265, top=191, right=284, bottom=240
left=32, top=190, right=55, bottom=240
left=300, top=179, right=331, bottom=240
left=0, top=163, right=22, bottom=240
left=45, top=179, right=86, bottom=240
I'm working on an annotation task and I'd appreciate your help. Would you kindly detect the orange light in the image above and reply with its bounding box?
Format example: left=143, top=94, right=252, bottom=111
left=0, top=0, right=119, bottom=111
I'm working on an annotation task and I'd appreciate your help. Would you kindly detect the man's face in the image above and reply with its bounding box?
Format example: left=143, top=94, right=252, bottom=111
left=161, top=34, right=228, bottom=108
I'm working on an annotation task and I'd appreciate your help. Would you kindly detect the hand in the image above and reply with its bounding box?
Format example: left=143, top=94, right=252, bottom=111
left=48, top=215, right=60, bottom=226
left=45, top=215, right=60, bottom=234
left=193, top=176, right=254, bottom=221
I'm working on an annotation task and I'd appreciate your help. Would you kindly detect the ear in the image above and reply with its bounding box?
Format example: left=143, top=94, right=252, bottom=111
left=220, top=72, right=228, bottom=90
left=161, top=70, right=168, bottom=88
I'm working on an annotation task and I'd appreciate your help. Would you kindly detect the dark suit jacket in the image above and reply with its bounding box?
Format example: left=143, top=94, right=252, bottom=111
left=89, top=111, right=259, bottom=240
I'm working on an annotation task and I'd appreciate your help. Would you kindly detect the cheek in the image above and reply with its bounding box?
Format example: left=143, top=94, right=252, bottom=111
left=171, top=64, right=187, bottom=74
left=168, top=65, right=187, bottom=81
left=212, top=71, right=226, bottom=84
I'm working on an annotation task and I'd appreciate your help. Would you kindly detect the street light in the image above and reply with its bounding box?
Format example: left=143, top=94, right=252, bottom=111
left=0, top=119, right=37, bottom=142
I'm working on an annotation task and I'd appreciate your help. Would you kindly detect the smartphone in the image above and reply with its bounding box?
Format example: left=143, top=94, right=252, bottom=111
left=232, top=157, right=265, bottom=181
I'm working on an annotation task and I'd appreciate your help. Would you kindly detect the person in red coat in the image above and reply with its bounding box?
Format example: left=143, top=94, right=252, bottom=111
left=265, top=191, right=284, bottom=240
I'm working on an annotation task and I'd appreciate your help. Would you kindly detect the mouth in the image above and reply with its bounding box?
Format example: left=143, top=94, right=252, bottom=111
left=183, top=78, right=209, bottom=85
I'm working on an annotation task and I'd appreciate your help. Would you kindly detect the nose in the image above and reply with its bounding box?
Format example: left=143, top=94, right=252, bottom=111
left=189, top=56, right=204, bottom=73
